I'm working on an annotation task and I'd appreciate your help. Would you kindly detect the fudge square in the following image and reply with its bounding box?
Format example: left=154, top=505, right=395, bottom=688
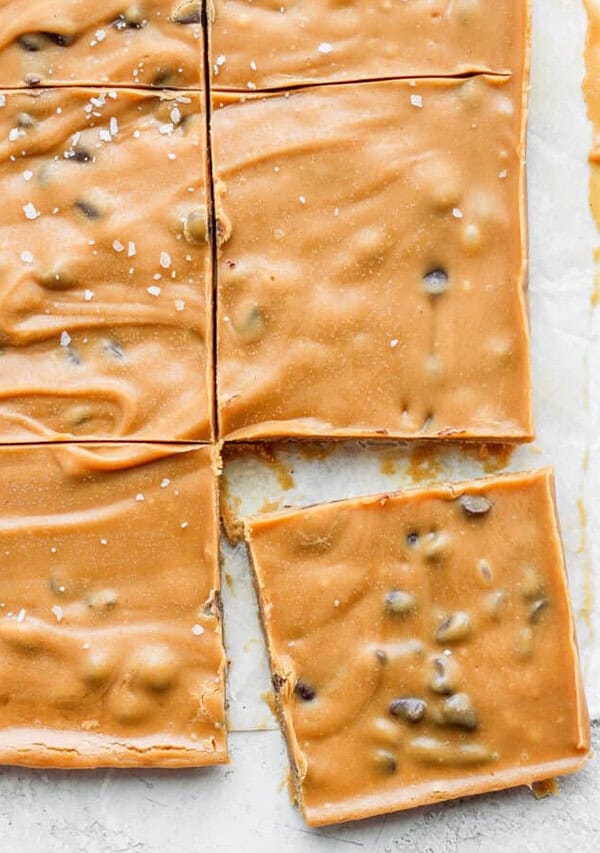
left=213, top=76, right=532, bottom=441
left=245, top=469, right=590, bottom=826
left=0, top=0, right=203, bottom=88
left=209, top=0, right=529, bottom=90
left=0, top=443, right=226, bottom=767
left=0, top=86, right=214, bottom=442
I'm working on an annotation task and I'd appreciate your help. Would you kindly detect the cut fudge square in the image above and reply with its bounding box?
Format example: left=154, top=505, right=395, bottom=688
left=245, top=469, right=590, bottom=826
left=213, top=77, right=532, bottom=441
left=209, top=0, right=529, bottom=90
left=0, top=0, right=204, bottom=88
left=0, top=443, right=227, bottom=767
left=0, top=86, right=213, bottom=442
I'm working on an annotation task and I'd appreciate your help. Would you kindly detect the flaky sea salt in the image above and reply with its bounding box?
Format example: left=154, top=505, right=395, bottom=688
left=192, top=624, right=204, bottom=636
left=60, top=331, right=71, bottom=347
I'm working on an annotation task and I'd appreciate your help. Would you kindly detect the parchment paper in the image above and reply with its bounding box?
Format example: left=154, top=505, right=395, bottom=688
left=221, top=0, right=600, bottom=731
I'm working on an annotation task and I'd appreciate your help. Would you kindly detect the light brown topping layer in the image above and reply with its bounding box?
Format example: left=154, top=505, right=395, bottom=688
left=213, top=77, right=531, bottom=441
left=246, top=470, right=590, bottom=826
left=210, top=0, right=529, bottom=90
left=0, top=0, right=203, bottom=87
left=0, top=443, right=226, bottom=768
left=0, top=87, right=213, bottom=442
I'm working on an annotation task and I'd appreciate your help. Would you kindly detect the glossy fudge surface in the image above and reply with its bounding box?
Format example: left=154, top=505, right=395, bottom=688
left=209, top=0, right=529, bottom=90
left=0, top=0, right=204, bottom=87
left=246, top=470, right=590, bottom=826
left=0, top=87, right=213, bottom=442
left=213, top=77, right=531, bottom=441
left=0, top=443, right=227, bottom=767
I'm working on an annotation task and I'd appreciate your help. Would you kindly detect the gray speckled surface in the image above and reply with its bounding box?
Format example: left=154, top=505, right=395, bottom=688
left=0, top=725, right=597, bottom=852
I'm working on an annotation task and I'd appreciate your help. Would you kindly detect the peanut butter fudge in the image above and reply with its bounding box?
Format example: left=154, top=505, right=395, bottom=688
left=0, top=443, right=226, bottom=767
left=213, top=77, right=531, bottom=441
left=246, top=470, right=590, bottom=826
left=0, top=1, right=203, bottom=88
left=0, top=87, right=213, bottom=442
left=209, top=0, right=529, bottom=90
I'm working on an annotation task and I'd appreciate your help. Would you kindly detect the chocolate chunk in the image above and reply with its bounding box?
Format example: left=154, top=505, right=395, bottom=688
left=74, top=199, right=101, bottom=220
left=422, top=267, right=449, bottom=295
left=42, top=32, right=74, bottom=47
left=69, top=148, right=93, bottom=163
left=406, top=530, right=419, bottom=547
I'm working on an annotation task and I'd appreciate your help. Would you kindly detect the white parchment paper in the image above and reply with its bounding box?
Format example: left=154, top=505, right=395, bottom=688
left=221, top=0, right=600, bottom=731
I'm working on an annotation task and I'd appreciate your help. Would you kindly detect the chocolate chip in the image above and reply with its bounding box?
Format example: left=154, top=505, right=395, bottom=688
left=152, top=68, right=174, bottom=87
left=42, top=32, right=74, bottom=47
left=74, top=199, right=101, bottom=219
left=294, top=680, right=316, bottom=702
left=69, top=147, right=92, bottom=163
left=422, top=267, right=449, bottom=295
left=24, top=73, right=42, bottom=86
left=389, top=697, right=427, bottom=723
left=459, top=494, right=493, bottom=516
left=406, top=530, right=419, bottom=547
left=375, top=649, right=387, bottom=664
left=271, top=673, right=285, bottom=693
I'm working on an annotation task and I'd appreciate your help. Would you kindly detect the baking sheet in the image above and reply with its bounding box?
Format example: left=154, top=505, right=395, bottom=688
left=221, top=0, right=600, bottom=731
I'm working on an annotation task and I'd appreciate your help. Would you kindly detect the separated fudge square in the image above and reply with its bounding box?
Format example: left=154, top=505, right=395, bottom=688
left=246, top=469, right=590, bottom=826
left=0, top=0, right=204, bottom=87
left=213, top=77, right=532, bottom=441
left=0, top=87, right=213, bottom=442
left=0, top=443, right=227, bottom=767
left=209, top=0, right=529, bottom=90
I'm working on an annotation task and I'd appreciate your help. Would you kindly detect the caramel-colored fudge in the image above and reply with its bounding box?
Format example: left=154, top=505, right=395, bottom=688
left=0, top=443, right=227, bottom=768
left=213, top=77, right=531, bottom=441
left=209, top=0, right=529, bottom=90
left=246, top=470, right=590, bottom=826
left=0, top=0, right=203, bottom=87
left=0, top=87, right=213, bottom=442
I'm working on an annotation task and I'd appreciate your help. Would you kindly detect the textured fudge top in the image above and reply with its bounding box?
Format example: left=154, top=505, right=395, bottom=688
left=0, top=87, right=213, bottom=442
left=213, top=77, right=531, bottom=441
left=0, top=443, right=226, bottom=767
left=0, top=0, right=203, bottom=87
left=210, top=0, right=529, bottom=90
left=246, top=469, right=590, bottom=826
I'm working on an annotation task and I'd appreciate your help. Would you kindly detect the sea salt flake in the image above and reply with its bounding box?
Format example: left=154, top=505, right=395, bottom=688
left=452, top=208, right=463, bottom=219
left=175, top=299, right=185, bottom=311
left=410, top=94, right=423, bottom=108
left=99, top=129, right=112, bottom=143
left=23, top=202, right=40, bottom=220
left=136, top=493, right=144, bottom=502
left=318, top=42, right=333, bottom=54
left=160, top=251, right=171, bottom=269
left=8, top=128, right=20, bottom=142
left=147, top=285, right=161, bottom=296
left=60, top=331, right=71, bottom=347
left=23, top=170, right=33, bottom=181
left=16, top=609, right=25, bottom=623
left=109, top=116, right=119, bottom=136
left=390, top=338, right=399, bottom=348
left=20, top=250, right=33, bottom=264
left=84, top=289, right=94, bottom=301
left=192, top=624, right=204, bottom=636
left=160, top=478, right=171, bottom=488
left=180, top=521, right=189, bottom=529
left=51, top=605, right=64, bottom=623
left=113, top=240, right=125, bottom=252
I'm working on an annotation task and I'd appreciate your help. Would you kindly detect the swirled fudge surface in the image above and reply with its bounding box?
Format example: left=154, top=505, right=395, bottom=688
left=0, top=0, right=203, bottom=87
left=0, top=87, right=213, bottom=442
left=213, top=76, right=531, bottom=441
left=0, top=443, right=226, bottom=768
left=209, top=0, right=529, bottom=91
left=246, top=469, right=590, bottom=826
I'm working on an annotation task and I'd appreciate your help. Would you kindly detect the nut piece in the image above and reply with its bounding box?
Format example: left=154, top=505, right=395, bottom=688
left=294, top=679, right=316, bottom=701
left=435, top=611, right=472, bottom=644
left=459, top=494, right=493, bottom=516
left=422, top=530, right=451, bottom=562
left=172, top=0, right=201, bottom=24
left=134, top=644, right=178, bottom=691
left=521, top=565, right=545, bottom=600
left=407, top=737, right=495, bottom=766
left=441, top=692, right=478, bottom=730
left=422, top=268, right=450, bottom=295
left=384, top=589, right=417, bottom=617
left=372, top=748, right=397, bottom=774
left=529, top=598, right=549, bottom=624
left=429, top=655, right=460, bottom=694
left=389, top=697, right=427, bottom=723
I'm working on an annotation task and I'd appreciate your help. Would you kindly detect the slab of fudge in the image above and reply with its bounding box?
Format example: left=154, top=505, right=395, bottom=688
left=0, top=442, right=226, bottom=767
left=0, top=0, right=203, bottom=87
left=209, top=0, right=529, bottom=90
left=245, top=469, right=590, bottom=826
left=0, top=87, right=213, bottom=442
left=212, top=76, right=532, bottom=441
